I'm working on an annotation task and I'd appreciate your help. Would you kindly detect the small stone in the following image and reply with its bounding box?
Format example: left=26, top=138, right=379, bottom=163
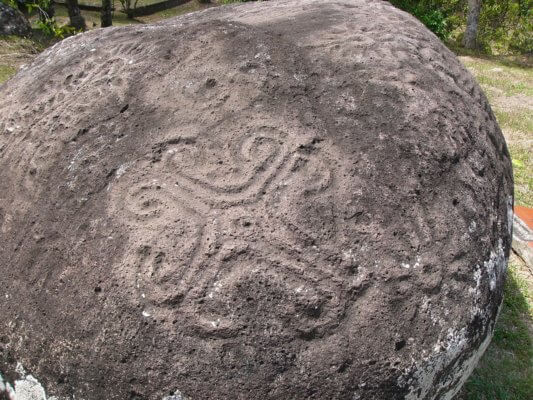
left=0, top=3, right=31, bottom=36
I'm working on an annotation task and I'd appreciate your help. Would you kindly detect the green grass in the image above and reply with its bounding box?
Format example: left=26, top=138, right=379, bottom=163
left=509, top=144, right=533, bottom=208
left=493, top=110, right=533, bottom=136
left=0, top=65, right=16, bottom=84
left=462, top=63, right=533, bottom=97
left=459, top=54, right=533, bottom=208
left=0, top=35, right=48, bottom=84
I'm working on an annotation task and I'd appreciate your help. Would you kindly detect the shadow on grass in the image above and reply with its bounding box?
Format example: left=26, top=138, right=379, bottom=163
left=459, top=256, right=533, bottom=400
left=447, top=41, right=533, bottom=70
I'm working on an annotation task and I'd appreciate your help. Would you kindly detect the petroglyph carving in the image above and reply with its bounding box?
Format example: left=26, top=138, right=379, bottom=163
left=110, top=128, right=345, bottom=337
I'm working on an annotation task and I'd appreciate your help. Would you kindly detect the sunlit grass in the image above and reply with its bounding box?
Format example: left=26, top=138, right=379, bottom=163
left=460, top=54, right=533, bottom=209
left=508, top=144, right=533, bottom=208
left=462, top=60, right=533, bottom=97
left=0, top=65, right=16, bottom=84
left=0, top=35, right=47, bottom=84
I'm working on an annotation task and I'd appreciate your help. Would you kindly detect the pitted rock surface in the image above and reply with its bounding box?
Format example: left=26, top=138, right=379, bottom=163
left=0, top=1, right=513, bottom=399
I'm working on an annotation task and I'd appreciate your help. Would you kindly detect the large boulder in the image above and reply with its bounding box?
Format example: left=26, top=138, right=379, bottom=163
left=0, top=3, right=31, bottom=36
left=0, top=0, right=513, bottom=399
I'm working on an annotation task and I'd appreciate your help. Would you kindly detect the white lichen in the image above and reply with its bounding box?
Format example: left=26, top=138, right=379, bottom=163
left=400, top=317, right=498, bottom=400
left=0, top=365, right=58, bottom=400
left=401, top=255, right=421, bottom=269
left=115, top=162, right=132, bottom=179
left=398, top=239, right=507, bottom=399
left=342, top=249, right=357, bottom=263
left=2, top=365, right=189, bottom=400
left=507, top=195, right=513, bottom=236
left=162, top=390, right=188, bottom=400
left=484, top=239, right=506, bottom=291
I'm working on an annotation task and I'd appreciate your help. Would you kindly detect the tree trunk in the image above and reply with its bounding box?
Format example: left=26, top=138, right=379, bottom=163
left=463, top=0, right=482, bottom=49
left=101, top=0, right=112, bottom=27
left=66, top=0, right=86, bottom=31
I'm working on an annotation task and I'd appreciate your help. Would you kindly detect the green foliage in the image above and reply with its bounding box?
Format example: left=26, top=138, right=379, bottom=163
left=389, top=0, right=462, bottom=40
left=415, top=8, right=451, bottom=39
left=0, top=0, right=19, bottom=9
left=22, top=0, right=78, bottom=38
left=25, top=0, right=52, bottom=17
left=2, top=0, right=80, bottom=39
left=476, top=0, right=533, bottom=54
left=35, top=17, right=76, bottom=38
left=391, top=0, right=532, bottom=53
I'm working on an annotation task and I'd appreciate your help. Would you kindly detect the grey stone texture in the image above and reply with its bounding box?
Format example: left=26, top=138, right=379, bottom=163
left=0, top=1, right=513, bottom=399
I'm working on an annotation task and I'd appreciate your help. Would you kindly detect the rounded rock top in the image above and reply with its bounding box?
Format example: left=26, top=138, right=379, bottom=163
left=0, top=1, right=513, bottom=399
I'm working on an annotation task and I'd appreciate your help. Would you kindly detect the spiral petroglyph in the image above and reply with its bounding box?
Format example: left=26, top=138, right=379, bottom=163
left=109, top=127, right=346, bottom=338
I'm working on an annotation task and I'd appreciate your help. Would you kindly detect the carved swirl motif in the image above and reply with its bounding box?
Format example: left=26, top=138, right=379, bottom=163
left=110, top=128, right=345, bottom=338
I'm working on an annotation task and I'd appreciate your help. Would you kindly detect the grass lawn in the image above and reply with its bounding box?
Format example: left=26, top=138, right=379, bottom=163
left=0, top=64, right=16, bottom=83
left=458, top=53, right=533, bottom=209
left=0, top=4, right=532, bottom=399
left=0, top=34, right=48, bottom=83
